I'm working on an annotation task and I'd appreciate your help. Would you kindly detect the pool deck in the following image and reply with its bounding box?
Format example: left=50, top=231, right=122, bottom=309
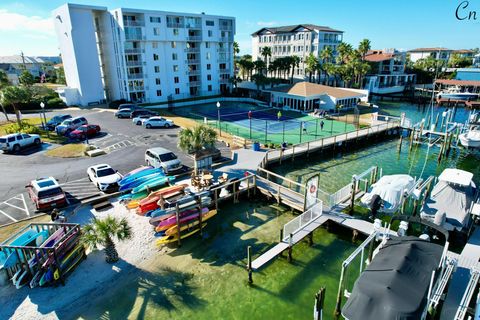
left=440, top=227, right=480, bottom=320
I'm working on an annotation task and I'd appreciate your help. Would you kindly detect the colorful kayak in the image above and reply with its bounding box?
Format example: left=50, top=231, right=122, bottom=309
left=156, top=224, right=206, bottom=245
left=135, top=184, right=187, bottom=211
left=119, top=171, right=165, bottom=192
left=119, top=168, right=164, bottom=187
left=149, top=197, right=212, bottom=225
left=0, top=229, right=44, bottom=270
left=122, top=166, right=152, bottom=180
left=40, top=244, right=85, bottom=286
left=165, top=210, right=217, bottom=236
left=131, top=176, right=174, bottom=194
left=155, top=208, right=212, bottom=232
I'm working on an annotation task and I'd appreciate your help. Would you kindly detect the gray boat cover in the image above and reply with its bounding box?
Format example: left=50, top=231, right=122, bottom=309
left=342, top=237, right=443, bottom=320
left=421, top=180, right=476, bottom=230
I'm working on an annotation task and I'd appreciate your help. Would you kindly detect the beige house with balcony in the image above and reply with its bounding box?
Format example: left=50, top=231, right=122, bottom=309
left=251, top=24, right=343, bottom=80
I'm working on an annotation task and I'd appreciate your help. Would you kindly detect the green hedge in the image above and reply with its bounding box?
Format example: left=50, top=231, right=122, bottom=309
left=4, top=121, right=41, bottom=135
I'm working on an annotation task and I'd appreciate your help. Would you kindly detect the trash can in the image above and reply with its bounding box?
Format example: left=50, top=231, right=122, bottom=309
left=252, top=142, right=260, bottom=151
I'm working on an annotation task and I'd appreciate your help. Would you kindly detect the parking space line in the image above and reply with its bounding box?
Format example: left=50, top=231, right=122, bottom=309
left=0, top=209, right=18, bottom=222
left=3, top=202, right=26, bottom=212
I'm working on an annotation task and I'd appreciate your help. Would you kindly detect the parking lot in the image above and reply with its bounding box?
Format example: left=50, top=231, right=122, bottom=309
left=0, top=107, right=231, bottom=225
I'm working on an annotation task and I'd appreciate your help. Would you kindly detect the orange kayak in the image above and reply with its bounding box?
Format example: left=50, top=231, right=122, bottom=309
left=127, top=184, right=187, bottom=210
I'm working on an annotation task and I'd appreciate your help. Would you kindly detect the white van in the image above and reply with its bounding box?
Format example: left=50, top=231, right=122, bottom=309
left=144, top=147, right=183, bottom=175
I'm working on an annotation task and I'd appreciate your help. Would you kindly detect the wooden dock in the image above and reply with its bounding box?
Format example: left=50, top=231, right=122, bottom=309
left=440, top=227, right=480, bottom=320
left=437, top=98, right=480, bottom=109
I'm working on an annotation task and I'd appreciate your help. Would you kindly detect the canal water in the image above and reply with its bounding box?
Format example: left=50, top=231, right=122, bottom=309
left=272, top=102, right=480, bottom=193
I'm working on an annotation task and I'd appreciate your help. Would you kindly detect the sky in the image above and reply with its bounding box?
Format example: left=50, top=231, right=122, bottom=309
left=0, top=0, right=478, bottom=57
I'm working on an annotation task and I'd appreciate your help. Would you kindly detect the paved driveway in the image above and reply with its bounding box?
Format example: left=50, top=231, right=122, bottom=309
left=0, top=108, right=230, bottom=225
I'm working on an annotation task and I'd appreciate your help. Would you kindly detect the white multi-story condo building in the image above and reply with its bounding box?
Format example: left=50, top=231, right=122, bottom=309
left=251, top=24, right=343, bottom=80
left=53, top=3, right=235, bottom=106
left=408, top=47, right=453, bottom=63
left=363, top=49, right=416, bottom=95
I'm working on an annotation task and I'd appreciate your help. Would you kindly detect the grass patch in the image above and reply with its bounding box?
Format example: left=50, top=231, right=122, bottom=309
left=0, top=214, right=51, bottom=243
left=0, top=118, right=68, bottom=144
left=45, top=143, right=88, bottom=158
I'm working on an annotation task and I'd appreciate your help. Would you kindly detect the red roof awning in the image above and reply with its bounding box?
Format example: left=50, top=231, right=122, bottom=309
left=436, top=79, right=480, bottom=87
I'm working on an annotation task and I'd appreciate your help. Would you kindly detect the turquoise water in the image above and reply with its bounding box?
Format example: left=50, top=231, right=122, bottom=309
left=272, top=102, right=479, bottom=193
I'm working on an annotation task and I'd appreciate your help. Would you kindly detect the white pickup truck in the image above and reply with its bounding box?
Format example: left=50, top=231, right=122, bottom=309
left=0, top=133, right=42, bottom=153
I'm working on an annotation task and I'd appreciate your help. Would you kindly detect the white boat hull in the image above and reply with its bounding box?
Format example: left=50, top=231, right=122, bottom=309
left=437, top=93, right=479, bottom=101
left=459, top=132, right=480, bottom=148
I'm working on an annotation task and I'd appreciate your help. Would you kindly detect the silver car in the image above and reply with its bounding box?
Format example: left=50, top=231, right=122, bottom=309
left=144, top=147, right=183, bottom=175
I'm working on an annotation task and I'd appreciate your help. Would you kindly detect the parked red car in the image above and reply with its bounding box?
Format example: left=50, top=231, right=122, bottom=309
left=69, top=124, right=101, bottom=140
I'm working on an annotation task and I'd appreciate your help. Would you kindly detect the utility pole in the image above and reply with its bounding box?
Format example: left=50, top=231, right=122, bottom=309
left=20, top=51, right=26, bottom=70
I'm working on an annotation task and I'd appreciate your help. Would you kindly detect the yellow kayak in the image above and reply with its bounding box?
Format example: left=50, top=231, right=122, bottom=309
left=156, top=223, right=206, bottom=245
left=165, top=210, right=217, bottom=236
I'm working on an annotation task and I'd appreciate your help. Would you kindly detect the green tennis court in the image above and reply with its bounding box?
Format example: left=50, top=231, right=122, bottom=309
left=171, top=102, right=356, bottom=145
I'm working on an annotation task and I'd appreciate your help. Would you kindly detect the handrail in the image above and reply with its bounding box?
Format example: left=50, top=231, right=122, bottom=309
left=257, top=167, right=305, bottom=190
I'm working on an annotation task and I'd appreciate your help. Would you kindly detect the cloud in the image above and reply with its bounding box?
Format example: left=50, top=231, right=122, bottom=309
left=256, top=21, right=279, bottom=27
left=0, top=9, right=54, bottom=37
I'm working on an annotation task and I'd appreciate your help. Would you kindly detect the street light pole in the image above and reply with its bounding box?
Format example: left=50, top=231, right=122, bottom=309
left=40, top=102, right=49, bottom=138
left=216, top=101, right=221, bottom=137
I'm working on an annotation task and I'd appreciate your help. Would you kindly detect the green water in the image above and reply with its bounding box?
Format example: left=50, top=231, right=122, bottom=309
left=272, top=102, right=479, bottom=193
left=74, top=201, right=359, bottom=320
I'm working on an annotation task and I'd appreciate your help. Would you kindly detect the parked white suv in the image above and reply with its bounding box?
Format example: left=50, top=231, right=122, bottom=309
left=0, top=133, right=42, bottom=153
left=87, top=164, right=123, bottom=192
left=145, top=147, right=183, bottom=175
left=56, top=116, right=88, bottom=135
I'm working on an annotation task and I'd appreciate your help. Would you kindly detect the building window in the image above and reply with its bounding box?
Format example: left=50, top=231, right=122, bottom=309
left=207, top=74, right=212, bottom=80
left=207, top=64, right=211, bottom=70
left=171, top=41, right=176, bottom=48
left=172, top=53, right=177, bottom=60
left=152, top=42, right=158, bottom=49
left=173, top=28, right=179, bottom=36
left=154, top=66, right=160, bottom=73
left=208, top=85, right=212, bottom=91
left=173, top=65, right=179, bottom=72
left=174, top=76, right=179, bottom=83
left=206, top=52, right=211, bottom=60
left=153, top=53, right=159, bottom=61
left=206, top=20, right=214, bottom=26
left=153, top=28, right=161, bottom=36
left=155, top=78, right=161, bottom=85
left=150, top=17, right=161, bottom=23
left=208, top=30, right=213, bottom=37
left=205, top=42, right=210, bottom=48
left=156, top=90, right=162, bottom=96
left=175, top=88, right=180, bottom=94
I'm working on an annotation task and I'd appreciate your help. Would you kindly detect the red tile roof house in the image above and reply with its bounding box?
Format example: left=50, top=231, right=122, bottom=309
left=362, top=49, right=416, bottom=95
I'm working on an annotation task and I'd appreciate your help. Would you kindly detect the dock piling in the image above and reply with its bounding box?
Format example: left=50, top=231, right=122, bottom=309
left=288, top=233, right=293, bottom=263
left=247, top=246, right=253, bottom=284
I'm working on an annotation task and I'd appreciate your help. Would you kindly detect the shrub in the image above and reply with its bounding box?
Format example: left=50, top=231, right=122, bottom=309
left=4, top=121, right=41, bottom=135
left=46, top=97, right=66, bottom=108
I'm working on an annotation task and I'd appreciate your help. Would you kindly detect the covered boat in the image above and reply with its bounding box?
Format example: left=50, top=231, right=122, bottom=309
left=459, top=129, right=480, bottom=149
left=360, top=174, right=415, bottom=214
left=420, top=168, right=477, bottom=231
left=342, top=236, right=444, bottom=320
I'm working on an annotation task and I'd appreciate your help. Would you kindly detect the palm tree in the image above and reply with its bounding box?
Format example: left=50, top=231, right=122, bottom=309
left=320, top=47, right=334, bottom=85
left=82, top=216, right=132, bottom=263
left=290, top=55, right=300, bottom=83
left=253, top=59, right=266, bottom=75
left=228, top=76, right=242, bottom=93
left=0, top=70, right=10, bottom=121
left=358, top=39, right=371, bottom=87
left=260, top=47, right=272, bottom=74
left=305, top=53, right=319, bottom=83
left=337, top=42, right=354, bottom=65
left=233, top=41, right=240, bottom=56
left=178, top=124, right=217, bottom=157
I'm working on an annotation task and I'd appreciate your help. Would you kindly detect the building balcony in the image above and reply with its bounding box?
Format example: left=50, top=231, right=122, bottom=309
left=124, top=48, right=144, bottom=54
left=219, top=25, right=233, bottom=31
left=188, top=69, right=201, bottom=76
left=185, top=23, right=202, bottom=29
left=189, top=80, right=201, bottom=86
left=217, top=57, right=228, bottom=63
left=185, top=47, right=200, bottom=53
left=167, top=22, right=184, bottom=28
left=129, top=85, right=145, bottom=92
left=219, top=78, right=230, bottom=84
left=125, top=60, right=143, bottom=66
left=186, top=58, right=201, bottom=64
left=127, top=73, right=144, bottom=79
left=124, top=20, right=144, bottom=27
left=125, top=33, right=144, bottom=41
left=187, top=35, right=202, bottom=41
left=219, top=37, right=231, bottom=43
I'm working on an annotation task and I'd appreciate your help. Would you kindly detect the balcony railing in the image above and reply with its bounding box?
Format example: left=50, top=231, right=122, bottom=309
left=185, top=23, right=202, bottom=29
left=125, top=33, right=144, bottom=41
left=219, top=37, right=231, bottom=43
left=125, top=60, right=142, bottom=66
left=167, top=22, right=184, bottom=28
left=186, top=58, right=201, bottom=64
left=124, top=48, right=144, bottom=54
left=187, top=35, right=202, bottom=41
left=129, top=85, right=145, bottom=91
left=189, top=81, right=201, bottom=86
left=185, top=47, right=200, bottom=53
left=219, top=78, right=230, bottom=84
left=188, top=69, right=201, bottom=75
left=219, top=24, right=233, bottom=31
left=124, top=20, right=144, bottom=27
left=127, top=73, right=144, bottom=79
